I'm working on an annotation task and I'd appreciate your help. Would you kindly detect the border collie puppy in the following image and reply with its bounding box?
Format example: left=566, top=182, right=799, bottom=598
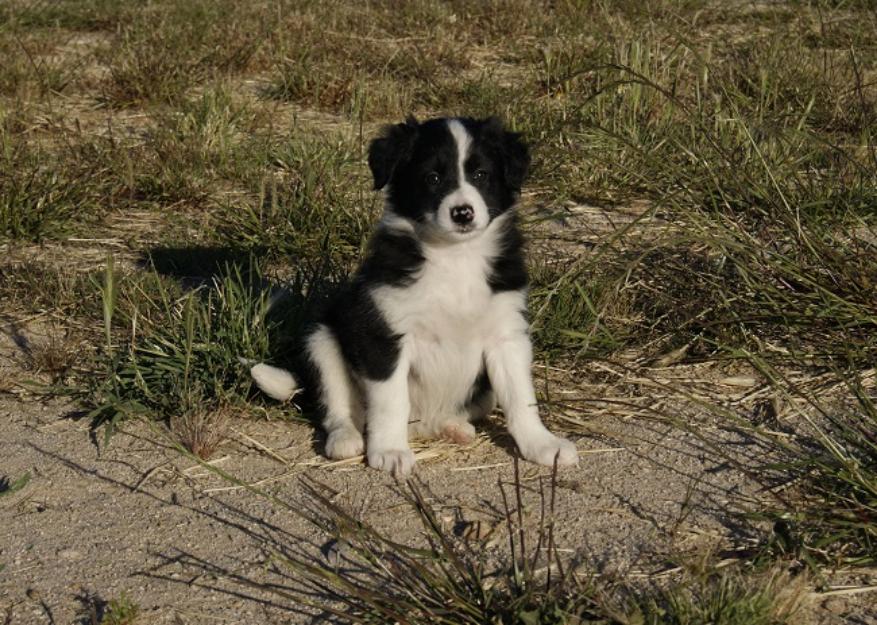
left=250, top=116, right=578, bottom=477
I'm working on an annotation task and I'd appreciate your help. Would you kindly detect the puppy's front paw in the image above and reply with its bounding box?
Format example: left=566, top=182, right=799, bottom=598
left=325, top=427, right=364, bottom=459
left=367, top=448, right=416, bottom=477
left=518, top=434, right=578, bottom=467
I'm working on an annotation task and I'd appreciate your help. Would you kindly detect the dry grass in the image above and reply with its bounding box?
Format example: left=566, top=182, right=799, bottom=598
left=170, top=403, right=233, bottom=460
left=24, top=326, right=82, bottom=382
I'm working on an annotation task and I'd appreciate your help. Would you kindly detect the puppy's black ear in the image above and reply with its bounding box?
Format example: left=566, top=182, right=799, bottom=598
left=482, top=116, right=530, bottom=192
left=368, top=116, right=419, bottom=190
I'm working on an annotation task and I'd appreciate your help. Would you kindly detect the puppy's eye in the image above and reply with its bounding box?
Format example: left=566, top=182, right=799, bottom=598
left=425, top=172, right=441, bottom=186
left=472, top=169, right=488, bottom=182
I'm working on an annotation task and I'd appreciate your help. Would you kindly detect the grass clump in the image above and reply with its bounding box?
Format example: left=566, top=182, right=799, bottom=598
left=530, top=258, right=630, bottom=359
left=740, top=363, right=877, bottom=568
left=170, top=402, right=232, bottom=460
left=219, top=130, right=377, bottom=266
left=88, top=256, right=276, bottom=438
left=549, top=210, right=876, bottom=366
left=0, top=137, right=107, bottom=241
left=0, top=159, right=88, bottom=240
left=684, top=214, right=876, bottom=367
left=98, top=592, right=140, bottom=625
left=23, top=326, right=83, bottom=383
left=89, top=591, right=140, bottom=625
left=273, top=465, right=607, bottom=624
left=98, top=0, right=264, bottom=107
left=0, top=112, right=130, bottom=241
left=132, top=86, right=270, bottom=206
left=630, top=567, right=804, bottom=625
left=201, top=461, right=803, bottom=625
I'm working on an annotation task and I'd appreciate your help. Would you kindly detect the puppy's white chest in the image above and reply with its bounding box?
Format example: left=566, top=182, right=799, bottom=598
left=415, top=247, right=493, bottom=327
left=404, top=262, right=494, bottom=424
left=375, top=234, right=498, bottom=332
left=370, top=237, right=500, bottom=422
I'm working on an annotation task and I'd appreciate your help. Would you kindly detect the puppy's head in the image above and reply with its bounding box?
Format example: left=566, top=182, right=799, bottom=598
left=368, top=116, right=530, bottom=241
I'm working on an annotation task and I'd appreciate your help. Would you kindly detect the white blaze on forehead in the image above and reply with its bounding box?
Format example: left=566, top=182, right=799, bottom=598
left=447, top=119, right=471, bottom=182
left=435, top=118, right=489, bottom=238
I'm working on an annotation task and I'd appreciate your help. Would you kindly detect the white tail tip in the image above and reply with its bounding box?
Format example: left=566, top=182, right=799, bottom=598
left=250, top=363, right=299, bottom=401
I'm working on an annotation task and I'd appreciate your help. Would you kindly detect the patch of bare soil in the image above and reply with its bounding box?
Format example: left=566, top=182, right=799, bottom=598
left=2, top=320, right=867, bottom=625
left=0, top=398, right=724, bottom=624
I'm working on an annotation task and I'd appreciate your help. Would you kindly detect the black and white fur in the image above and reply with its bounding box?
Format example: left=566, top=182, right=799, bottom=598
left=251, top=116, right=578, bottom=477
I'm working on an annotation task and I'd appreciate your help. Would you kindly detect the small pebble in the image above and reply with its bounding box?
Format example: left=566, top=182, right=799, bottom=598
left=58, top=548, right=82, bottom=561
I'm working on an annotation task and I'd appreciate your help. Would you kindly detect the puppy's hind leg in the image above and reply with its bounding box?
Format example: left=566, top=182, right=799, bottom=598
left=439, top=374, right=495, bottom=445
left=439, top=418, right=477, bottom=445
left=306, top=325, right=365, bottom=460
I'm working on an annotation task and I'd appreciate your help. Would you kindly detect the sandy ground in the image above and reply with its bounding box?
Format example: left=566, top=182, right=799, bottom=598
left=2, top=324, right=874, bottom=625
left=0, top=395, right=736, bottom=624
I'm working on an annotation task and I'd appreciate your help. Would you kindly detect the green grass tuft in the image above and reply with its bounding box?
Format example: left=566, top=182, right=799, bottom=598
left=631, top=567, right=804, bottom=625
left=99, top=592, right=139, bottom=625
left=741, top=361, right=877, bottom=568
left=0, top=111, right=131, bottom=241
left=218, top=130, right=377, bottom=266
left=131, top=86, right=270, bottom=205
left=88, top=257, right=277, bottom=438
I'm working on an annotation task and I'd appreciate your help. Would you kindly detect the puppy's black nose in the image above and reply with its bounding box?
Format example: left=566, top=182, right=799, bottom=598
left=450, top=204, right=474, bottom=224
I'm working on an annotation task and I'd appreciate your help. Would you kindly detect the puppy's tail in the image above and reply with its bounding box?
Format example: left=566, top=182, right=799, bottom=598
left=243, top=359, right=300, bottom=401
